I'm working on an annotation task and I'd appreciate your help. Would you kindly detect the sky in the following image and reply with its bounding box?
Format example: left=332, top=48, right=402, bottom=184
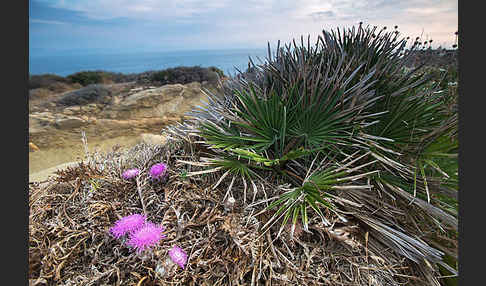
left=29, top=0, right=458, bottom=57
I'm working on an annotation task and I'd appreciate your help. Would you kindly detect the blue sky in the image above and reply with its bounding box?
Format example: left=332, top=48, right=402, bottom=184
left=29, top=0, right=458, bottom=57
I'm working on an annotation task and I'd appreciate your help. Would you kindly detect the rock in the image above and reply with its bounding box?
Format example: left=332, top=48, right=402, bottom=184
left=111, top=96, right=122, bottom=105
left=29, top=88, right=51, bottom=99
left=185, top=81, right=202, bottom=90
left=29, top=114, right=55, bottom=134
left=62, top=106, right=81, bottom=115
left=100, top=83, right=206, bottom=120
left=54, top=116, right=87, bottom=129
left=81, top=103, right=100, bottom=113
left=30, top=112, right=55, bottom=119
left=29, top=82, right=215, bottom=166
left=130, top=87, right=144, bottom=93
left=121, top=84, right=185, bottom=107
left=139, top=133, right=167, bottom=145
left=29, top=128, right=45, bottom=135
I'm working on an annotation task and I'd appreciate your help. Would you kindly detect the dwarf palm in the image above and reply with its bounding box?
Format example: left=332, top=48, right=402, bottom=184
left=167, top=24, right=458, bottom=283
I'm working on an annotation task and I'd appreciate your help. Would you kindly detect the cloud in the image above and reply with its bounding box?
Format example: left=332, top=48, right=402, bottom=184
left=48, top=0, right=231, bottom=20
left=32, top=0, right=458, bottom=50
left=30, top=18, right=67, bottom=25
left=309, top=11, right=336, bottom=21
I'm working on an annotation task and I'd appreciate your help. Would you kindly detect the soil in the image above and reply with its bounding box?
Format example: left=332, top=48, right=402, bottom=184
left=29, top=135, right=140, bottom=176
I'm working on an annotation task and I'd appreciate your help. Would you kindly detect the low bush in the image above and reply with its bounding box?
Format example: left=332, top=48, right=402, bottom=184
left=208, top=66, right=225, bottom=78
left=67, top=71, right=106, bottom=86
left=104, top=72, right=139, bottom=83
left=66, top=70, right=142, bottom=85
left=30, top=66, right=225, bottom=91
left=143, top=66, right=221, bottom=86
left=29, top=74, right=70, bottom=90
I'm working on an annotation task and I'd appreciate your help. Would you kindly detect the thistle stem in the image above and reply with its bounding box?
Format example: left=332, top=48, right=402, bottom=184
left=136, top=177, right=147, bottom=215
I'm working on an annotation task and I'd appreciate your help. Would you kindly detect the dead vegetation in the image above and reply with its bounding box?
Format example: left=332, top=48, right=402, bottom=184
left=29, top=137, right=455, bottom=285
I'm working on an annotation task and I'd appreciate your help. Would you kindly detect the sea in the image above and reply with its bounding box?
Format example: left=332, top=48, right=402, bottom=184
left=29, top=48, right=269, bottom=77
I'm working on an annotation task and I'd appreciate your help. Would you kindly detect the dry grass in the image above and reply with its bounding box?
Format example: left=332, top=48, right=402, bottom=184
left=29, top=138, right=453, bottom=285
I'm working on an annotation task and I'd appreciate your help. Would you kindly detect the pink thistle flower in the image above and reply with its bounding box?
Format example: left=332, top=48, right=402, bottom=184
left=149, top=163, right=168, bottom=180
left=126, top=222, right=166, bottom=252
left=168, top=245, right=188, bottom=269
left=110, top=214, right=146, bottom=239
left=122, top=168, right=140, bottom=180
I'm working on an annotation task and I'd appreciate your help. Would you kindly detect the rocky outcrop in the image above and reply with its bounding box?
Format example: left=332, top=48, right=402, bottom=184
left=54, top=116, right=89, bottom=129
left=138, top=133, right=168, bottom=145
left=28, top=81, right=210, bottom=150
left=100, top=82, right=204, bottom=119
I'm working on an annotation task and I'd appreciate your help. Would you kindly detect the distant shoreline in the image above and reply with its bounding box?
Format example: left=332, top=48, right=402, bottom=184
left=29, top=47, right=457, bottom=78
left=29, top=48, right=268, bottom=77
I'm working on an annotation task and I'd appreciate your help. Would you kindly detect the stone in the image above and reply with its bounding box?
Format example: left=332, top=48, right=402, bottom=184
left=100, top=83, right=206, bottom=120
left=82, top=103, right=100, bottom=112
left=121, top=84, right=185, bottom=107
left=130, top=87, right=144, bottom=92
left=111, top=96, right=122, bottom=105
left=29, top=114, right=54, bottom=134
left=54, top=116, right=87, bottom=129
left=139, top=133, right=167, bottom=145
left=30, top=112, right=53, bottom=119
left=63, top=106, right=82, bottom=115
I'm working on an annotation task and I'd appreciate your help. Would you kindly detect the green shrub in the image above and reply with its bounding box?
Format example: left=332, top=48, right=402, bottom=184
left=29, top=74, right=70, bottom=90
left=208, top=66, right=225, bottom=78
left=146, top=66, right=221, bottom=86
left=108, top=72, right=139, bottom=83
left=32, top=67, right=223, bottom=90
left=67, top=71, right=105, bottom=86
